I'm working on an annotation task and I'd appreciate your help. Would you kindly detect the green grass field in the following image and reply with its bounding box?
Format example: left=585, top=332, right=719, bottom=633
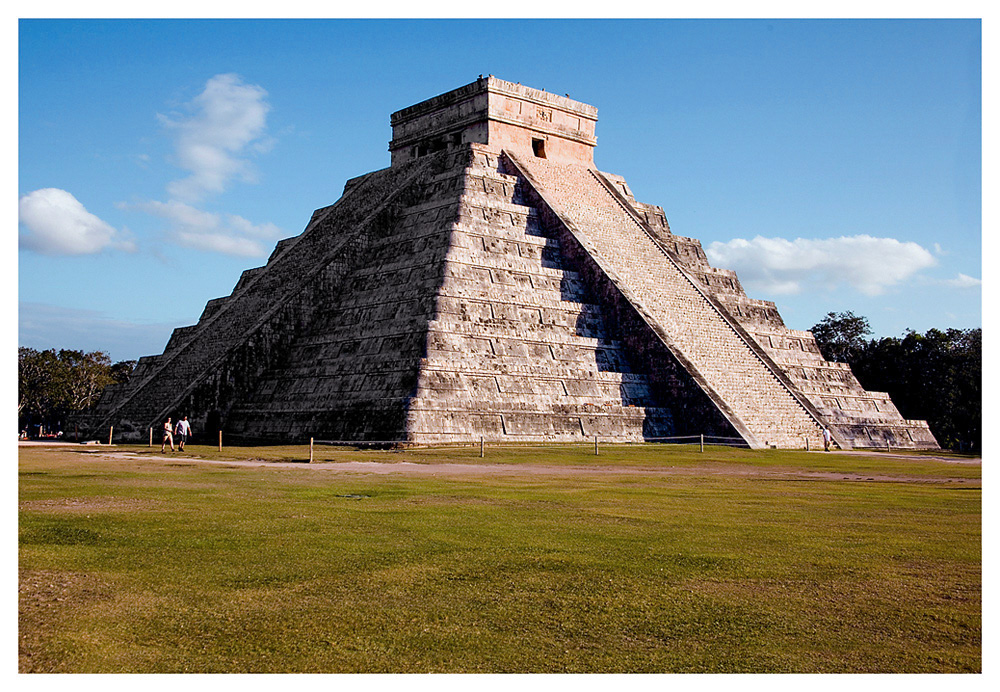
left=19, top=442, right=981, bottom=673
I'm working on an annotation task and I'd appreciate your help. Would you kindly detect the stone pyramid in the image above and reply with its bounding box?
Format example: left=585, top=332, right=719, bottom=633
left=84, top=76, right=938, bottom=449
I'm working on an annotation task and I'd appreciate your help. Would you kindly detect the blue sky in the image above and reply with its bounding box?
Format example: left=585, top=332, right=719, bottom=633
left=17, top=17, right=982, bottom=362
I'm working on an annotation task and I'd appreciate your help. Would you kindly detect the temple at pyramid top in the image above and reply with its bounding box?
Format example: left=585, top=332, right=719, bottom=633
left=389, top=76, right=598, bottom=167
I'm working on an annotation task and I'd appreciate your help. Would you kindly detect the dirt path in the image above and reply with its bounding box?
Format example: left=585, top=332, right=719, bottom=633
left=829, top=449, right=981, bottom=465
left=75, top=449, right=979, bottom=486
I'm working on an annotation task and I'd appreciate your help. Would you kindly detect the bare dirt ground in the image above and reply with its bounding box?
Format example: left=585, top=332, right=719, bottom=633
left=18, top=569, right=114, bottom=673
left=19, top=495, right=165, bottom=513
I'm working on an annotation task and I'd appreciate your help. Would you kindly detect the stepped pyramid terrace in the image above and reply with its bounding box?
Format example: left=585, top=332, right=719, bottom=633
left=80, top=76, right=938, bottom=450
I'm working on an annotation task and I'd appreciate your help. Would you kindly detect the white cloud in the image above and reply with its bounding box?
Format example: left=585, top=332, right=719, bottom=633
left=19, top=188, right=136, bottom=255
left=125, top=199, right=281, bottom=257
left=122, top=73, right=284, bottom=257
left=705, top=235, right=936, bottom=296
left=159, top=73, right=272, bottom=202
left=943, top=273, right=982, bottom=289
left=224, top=213, right=283, bottom=240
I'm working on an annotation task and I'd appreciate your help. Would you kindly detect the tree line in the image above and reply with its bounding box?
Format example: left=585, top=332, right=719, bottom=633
left=18, top=347, right=135, bottom=437
left=810, top=312, right=981, bottom=454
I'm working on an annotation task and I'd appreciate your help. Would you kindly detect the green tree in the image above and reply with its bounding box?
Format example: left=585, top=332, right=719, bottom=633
left=852, top=328, right=981, bottom=453
left=18, top=348, right=136, bottom=434
left=18, top=347, right=59, bottom=421
left=810, top=311, right=873, bottom=363
left=110, top=359, right=137, bottom=384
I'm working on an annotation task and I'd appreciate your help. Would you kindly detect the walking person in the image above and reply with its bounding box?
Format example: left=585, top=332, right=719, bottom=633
left=823, top=427, right=832, bottom=452
left=161, top=417, right=175, bottom=453
left=175, top=415, right=192, bottom=451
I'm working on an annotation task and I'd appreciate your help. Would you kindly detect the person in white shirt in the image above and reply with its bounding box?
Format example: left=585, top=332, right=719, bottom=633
left=175, top=416, right=192, bottom=451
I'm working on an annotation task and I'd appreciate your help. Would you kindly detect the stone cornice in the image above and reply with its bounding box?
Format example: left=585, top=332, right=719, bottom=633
left=390, top=76, right=598, bottom=127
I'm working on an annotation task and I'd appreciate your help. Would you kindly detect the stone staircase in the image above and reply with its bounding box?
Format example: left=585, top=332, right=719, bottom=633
left=506, top=151, right=830, bottom=449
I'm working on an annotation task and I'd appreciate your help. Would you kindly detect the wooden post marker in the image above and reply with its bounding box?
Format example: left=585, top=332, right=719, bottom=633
left=480, top=436, right=484, bottom=458
left=108, top=426, right=114, bottom=446
left=149, top=428, right=153, bottom=447
left=218, top=430, right=223, bottom=452
left=310, top=437, right=314, bottom=463
left=700, top=434, right=704, bottom=453
left=595, top=435, right=599, bottom=456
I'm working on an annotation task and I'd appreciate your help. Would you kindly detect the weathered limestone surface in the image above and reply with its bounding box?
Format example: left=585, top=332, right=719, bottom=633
left=504, top=153, right=829, bottom=449
left=82, top=76, right=937, bottom=449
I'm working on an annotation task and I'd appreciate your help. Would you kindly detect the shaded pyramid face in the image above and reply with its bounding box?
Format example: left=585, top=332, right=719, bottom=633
left=84, top=77, right=938, bottom=449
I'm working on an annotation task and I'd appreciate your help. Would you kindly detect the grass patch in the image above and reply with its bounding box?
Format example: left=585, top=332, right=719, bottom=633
left=19, top=444, right=980, bottom=673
